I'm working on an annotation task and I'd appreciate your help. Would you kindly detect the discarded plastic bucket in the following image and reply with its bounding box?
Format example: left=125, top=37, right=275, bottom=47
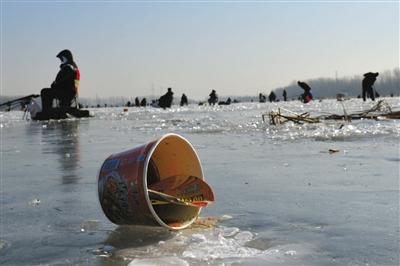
left=98, top=133, right=204, bottom=230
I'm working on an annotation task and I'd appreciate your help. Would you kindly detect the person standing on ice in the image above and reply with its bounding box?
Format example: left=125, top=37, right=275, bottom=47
left=40, top=49, right=80, bottom=112
left=282, top=89, right=287, bottom=101
left=268, top=91, right=276, bottom=102
left=180, top=93, right=188, bottom=106
left=297, top=81, right=313, bottom=103
left=135, top=97, right=140, bottom=107
left=208, top=90, right=218, bottom=105
left=362, top=72, right=379, bottom=101
left=259, top=93, right=266, bottom=103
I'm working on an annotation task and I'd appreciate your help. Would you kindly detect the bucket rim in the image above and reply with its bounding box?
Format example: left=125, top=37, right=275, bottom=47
left=142, top=133, right=204, bottom=230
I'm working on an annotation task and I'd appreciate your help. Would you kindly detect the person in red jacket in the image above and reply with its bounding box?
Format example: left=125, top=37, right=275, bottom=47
left=41, top=49, right=80, bottom=112
left=297, top=81, right=313, bottom=103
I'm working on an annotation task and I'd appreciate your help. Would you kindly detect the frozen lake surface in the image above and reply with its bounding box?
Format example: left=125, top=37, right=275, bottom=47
left=1, top=98, right=399, bottom=265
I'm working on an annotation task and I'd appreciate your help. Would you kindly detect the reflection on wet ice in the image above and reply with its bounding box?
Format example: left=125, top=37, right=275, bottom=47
left=40, top=120, right=81, bottom=185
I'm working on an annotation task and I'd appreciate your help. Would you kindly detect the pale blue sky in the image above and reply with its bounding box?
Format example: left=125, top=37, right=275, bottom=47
left=1, top=1, right=398, bottom=99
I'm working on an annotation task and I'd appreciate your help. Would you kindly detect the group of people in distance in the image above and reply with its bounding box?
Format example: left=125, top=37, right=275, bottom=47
left=154, top=88, right=187, bottom=108
left=259, top=73, right=380, bottom=104
left=259, top=81, right=314, bottom=104
left=127, top=97, right=146, bottom=107
left=38, top=49, right=382, bottom=113
left=259, top=90, right=286, bottom=103
left=298, top=72, right=380, bottom=103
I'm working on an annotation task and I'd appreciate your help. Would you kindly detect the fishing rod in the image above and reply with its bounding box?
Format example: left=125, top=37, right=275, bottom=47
left=0, top=94, right=39, bottom=111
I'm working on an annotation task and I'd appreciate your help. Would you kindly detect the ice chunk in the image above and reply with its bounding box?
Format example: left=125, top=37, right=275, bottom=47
left=285, top=250, right=297, bottom=256
left=92, top=245, right=115, bottom=257
left=234, top=231, right=253, bottom=244
left=220, top=226, right=239, bottom=237
left=190, top=233, right=207, bottom=243
left=0, top=239, right=8, bottom=250
left=28, top=198, right=40, bottom=206
left=128, top=257, right=189, bottom=266
left=81, top=220, right=100, bottom=231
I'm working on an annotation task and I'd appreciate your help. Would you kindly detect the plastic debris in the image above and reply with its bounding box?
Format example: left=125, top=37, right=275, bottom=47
left=28, top=198, right=41, bottom=207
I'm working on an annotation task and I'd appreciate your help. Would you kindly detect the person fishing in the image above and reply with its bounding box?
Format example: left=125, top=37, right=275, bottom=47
left=362, top=72, right=379, bottom=101
left=158, top=87, right=174, bottom=108
left=297, top=81, right=313, bottom=103
left=282, top=89, right=287, bottom=101
left=208, top=90, right=218, bottom=105
left=259, top=93, right=266, bottom=103
left=40, top=49, right=80, bottom=112
left=268, top=91, right=276, bottom=102
left=140, top=98, right=147, bottom=107
left=180, top=93, right=188, bottom=106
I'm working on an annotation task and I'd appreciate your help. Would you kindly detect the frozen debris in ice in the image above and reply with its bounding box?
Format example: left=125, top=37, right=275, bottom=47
left=102, top=245, right=115, bottom=253
left=28, top=198, right=40, bottom=206
left=263, top=249, right=280, bottom=255
left=92, top=245, right=115, bottom=257
left=285, top=250, right=297, bottom=256
left=191, top=215, right=234, bottom=229
left=192, top=216, right=220, bottom=228
left=190, top=233, right=207, bottom=243
left=221, top=226, right=240, bottom=237
left=221, top=214, right=233, bottom=220
left=81, top=220, right=100, bottom=231
left=0, top=239, right=9, bottom=250
left=320, top=149, right=340, bottom=154
left=128, top=257, right=189, bottom=266
left=265, top=108, right=320, bottom=125
left=234, top=231, right=253, bottom=244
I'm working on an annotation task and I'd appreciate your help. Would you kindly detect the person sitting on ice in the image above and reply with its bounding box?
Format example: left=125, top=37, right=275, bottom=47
left=40, top=50, right=80, bottom=112
left=218, top=97, right=232, bottom=105
left=158, top=88, right=174, bottom=108
left=297, top=81, right=313, bottom=103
